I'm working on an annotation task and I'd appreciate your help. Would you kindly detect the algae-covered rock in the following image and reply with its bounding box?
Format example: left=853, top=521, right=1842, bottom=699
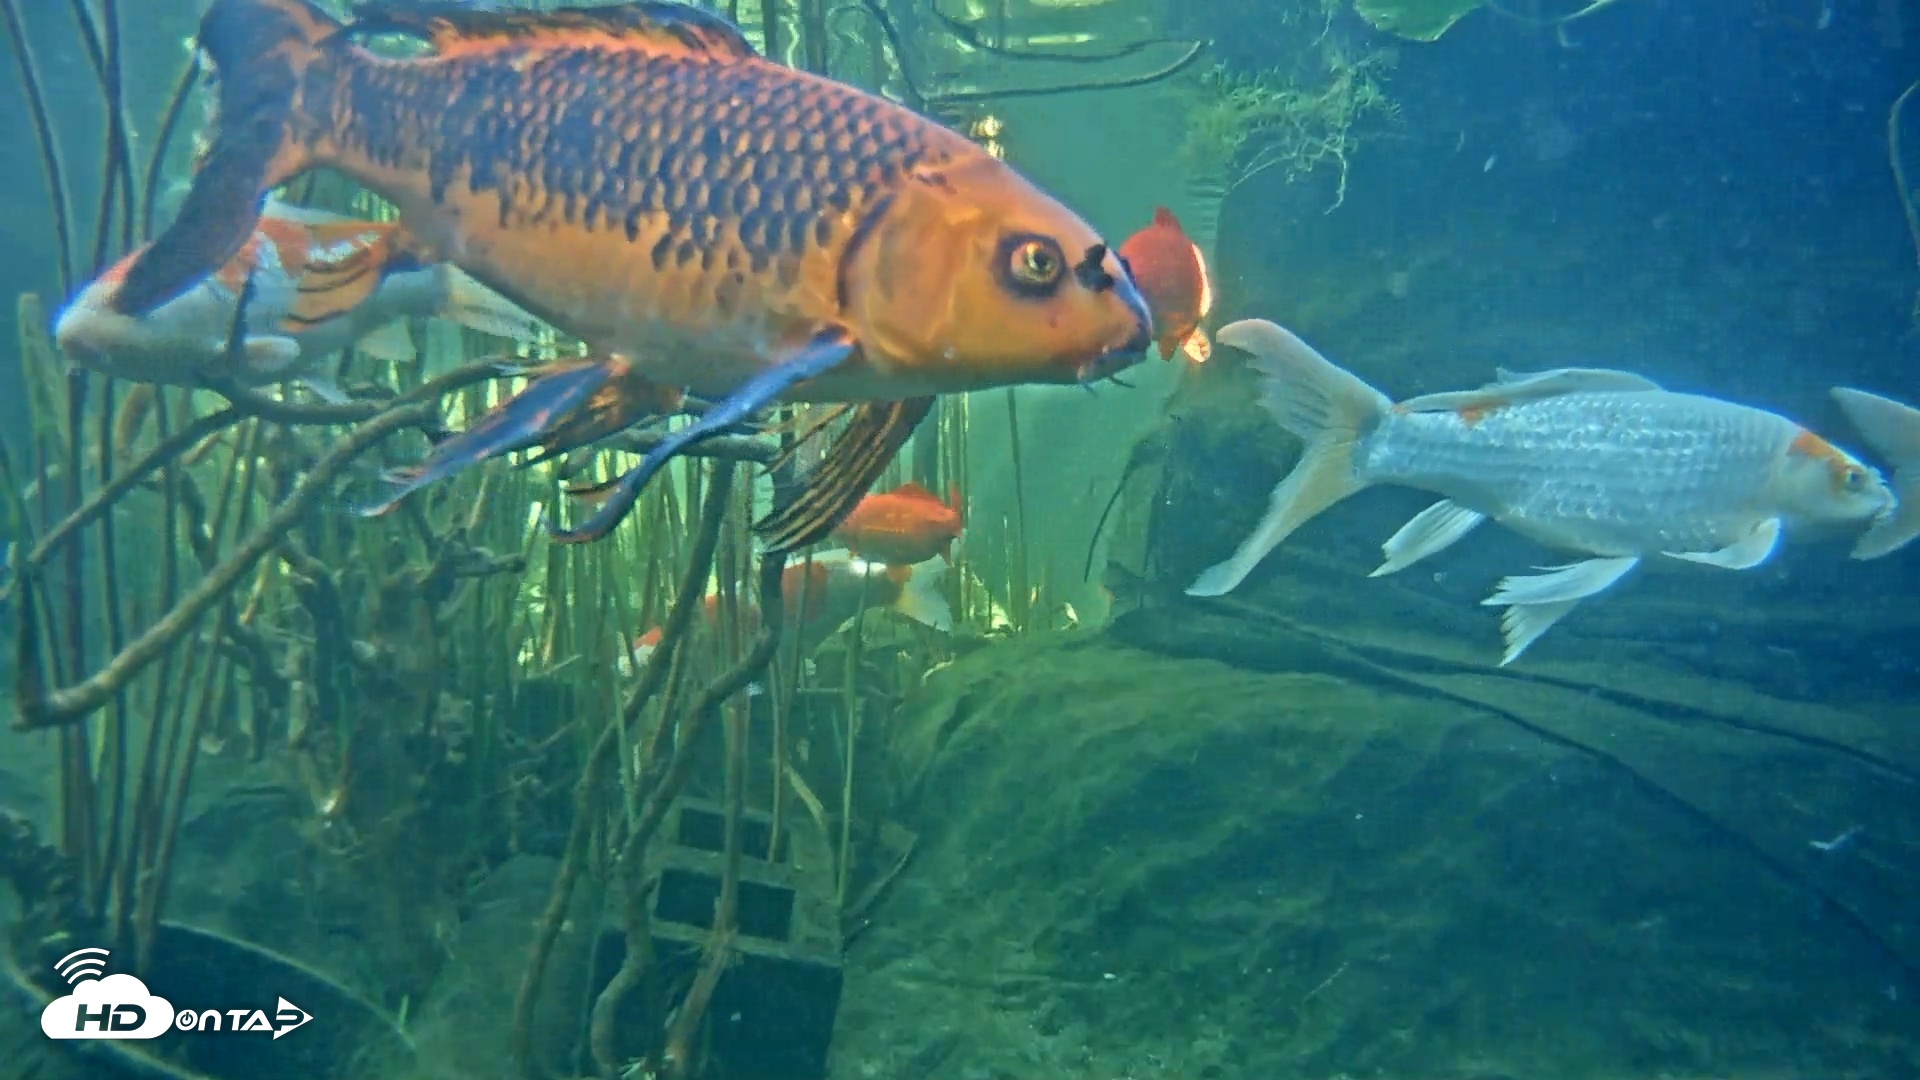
left=829, top=618, right=1920, bottom=1079
left=1353, top=0, right=1486, bottom=42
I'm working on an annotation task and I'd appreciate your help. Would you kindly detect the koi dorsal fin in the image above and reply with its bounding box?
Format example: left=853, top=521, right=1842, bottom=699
left=348, top=0, right=758, bottom=60
left=1397, top=367, right=1663, bottom=414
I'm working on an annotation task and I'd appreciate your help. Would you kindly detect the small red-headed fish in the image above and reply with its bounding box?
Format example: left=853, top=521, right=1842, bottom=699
left=56, top=200, right=543, bottom=402
left=120, top=0, right=1152, bottom=553
left=1117, top=207, right=1214, bottom=364
left=830, top=481, right=964, bottom=565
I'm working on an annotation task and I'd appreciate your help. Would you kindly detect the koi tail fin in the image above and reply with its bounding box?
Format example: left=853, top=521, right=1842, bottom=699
left=1186, top=319, right=1391, bottom=597
left=114, top=0, right=340, bottom=316
left=887, top=559, right=953, bottom=633
left=440, top=268, right=550, bottom=343
left=1832, top=387, right=1920, bottom=560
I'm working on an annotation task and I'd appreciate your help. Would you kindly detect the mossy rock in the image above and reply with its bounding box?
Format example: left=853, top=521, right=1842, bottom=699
left=829, top=616, right=1920, bottom=1079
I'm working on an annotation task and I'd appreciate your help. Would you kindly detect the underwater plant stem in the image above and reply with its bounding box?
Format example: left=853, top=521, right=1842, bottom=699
left=92, top=374, right=132, bottom=935
left=1892, top=81, right=1920, bottom=274
left=14, top=400, right=436, bottom=729
left=836, top=574, right=873, bottom=906
left=595, top=553, right=786, bottom=1080
left=928, top=40, right=1209, bottom=106
left=512, top=463, right=739, bottom=1078
left=140, top=54, right=201, bottom=241
left=1005, top=390, right=1030, bottom=629
left=0, top=0, right=77, bottom=295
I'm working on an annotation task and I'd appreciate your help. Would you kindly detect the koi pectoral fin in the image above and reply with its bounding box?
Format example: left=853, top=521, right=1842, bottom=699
left=549, top=327, right=857, bottom=545
left=1480, top=555, right=1639, bottom=665
left=1664, top=517, right=1781, bottom=570
left=352, top=358, right=617, bottom=517
left=755, top=396, right=934, bottom=555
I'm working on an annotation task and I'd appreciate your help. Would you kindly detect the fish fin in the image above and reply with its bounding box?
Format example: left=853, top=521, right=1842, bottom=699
left=1832, top=387, right=1920, bottom=559
left=353, top=359, right=618, bottom=516
left=1152, top=206, right=1180, bottom=229
left=1154, top=334, right=1177, bottom=361
left=439, top=266, right=548, bottom=341
left=242, top=335, right=303, bottom=375
left=1181, top=328, right=1211, bottom=364
left=261, top=196, right=351, bottom=225
left=1399, top=368, right=1663, bottom=413
left=1664, top=518, right=1781, bottom=569
left=1480, top=556, right=1638, bottom=666
left=1186, top=319, right=1390, bottom=597
left=889, top=557, right=953, bottom=633
left=892, top=481, right=935, bottom=499
left=114, top=0, right=339, bottom=316
left=1482, top=555, right=1639, bottom=607
left=1370, top=499, right=1487, bottom=577
left=347, top=0, right=757, bottom=60
left=555, top=327, right=858, bottom=544
left=757, top=397, right=934, bottom=555
left=354, top=319, right=417, bottom=362
left=1494, top=600, right=1582, bottom=667
left=298, top=374, right=349, bottom=404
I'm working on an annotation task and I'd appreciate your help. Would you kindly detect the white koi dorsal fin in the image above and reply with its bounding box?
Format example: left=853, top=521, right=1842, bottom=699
left=1479, top=555, right=1639, bottom=666
left=1664, top=517, right=1781, bottom=570
left=1397, top=368, right=1663, bottom=414
left=1371, top=499, right=1487, bottom=577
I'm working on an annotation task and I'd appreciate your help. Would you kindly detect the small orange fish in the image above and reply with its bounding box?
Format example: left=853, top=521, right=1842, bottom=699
left=122, top=0, right=1153, bottom=553
left=830, top=482, right=964, bottom=565
left=617, top=549, right=950, bottom=674
left=1116, top=207, right=1214, bottom=364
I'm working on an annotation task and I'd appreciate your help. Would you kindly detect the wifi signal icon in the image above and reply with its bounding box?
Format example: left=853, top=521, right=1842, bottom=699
left=53, top=948, right=110, bottom=985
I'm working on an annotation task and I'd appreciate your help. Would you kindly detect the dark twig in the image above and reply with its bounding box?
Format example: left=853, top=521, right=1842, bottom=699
left=141, top=54, right=202, bottom=241
left=927, top=40, right=1209, bottom=106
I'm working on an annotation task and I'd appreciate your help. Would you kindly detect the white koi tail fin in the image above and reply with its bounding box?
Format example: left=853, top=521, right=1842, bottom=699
left=440, top=268, right=549, bottom=343
left=889, top=557, right=953, bottom=633
left=1832, top=387, right=1920, bottom=560
left=1186, top=319, right=1391, bottom=597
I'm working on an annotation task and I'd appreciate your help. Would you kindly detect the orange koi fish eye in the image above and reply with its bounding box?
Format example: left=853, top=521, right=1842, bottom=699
left=997, top=234, right=1067, bottom=297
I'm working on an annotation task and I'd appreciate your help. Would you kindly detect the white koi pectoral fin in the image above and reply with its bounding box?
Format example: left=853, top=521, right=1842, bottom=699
left=1663, top=517, right=1781, bottom=570
left=1371, top=499, right=1487, bottom=577
left=298, top=375, right=349, bottom=404
left=1398, top=368, right=1663, bottom=415
left=355, top=320, right=417, bottom=363
left=1494, top=601, right=1581, bottom=668
left=1479, top=555, right=1639, bottom=665
left=242, top=336, right=302, bottom=375
left=440, top=268, right=550, bottom=343
left=1832, top=387, right=1920, bottom=560
left=1187, top=319, right=1390, bottom=598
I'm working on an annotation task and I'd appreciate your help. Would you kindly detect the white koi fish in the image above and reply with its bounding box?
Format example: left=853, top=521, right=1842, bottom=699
left=1188, top=318, right=1920, bottom=665
left=54, top=200, right=544, bottom=402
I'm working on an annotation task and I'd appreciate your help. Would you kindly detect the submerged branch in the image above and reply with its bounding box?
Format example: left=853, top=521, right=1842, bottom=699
left=13, top=400, right=436, bottom=730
